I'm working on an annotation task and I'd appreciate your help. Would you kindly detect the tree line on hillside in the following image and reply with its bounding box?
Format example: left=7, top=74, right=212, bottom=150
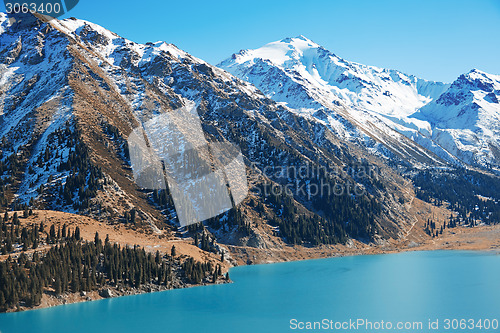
left=0, top=230, right=217, bottom=312
left=0, top=210, right=82, bottom=255
left=209, top=111, right=387, bottom=246
left=413, top=168, right=500, bottom=226
left=204, top=208, right=251, bottom=236
left=0, top=121, right=106, bottom=214
left=424, top=219, right=446, bottom=237
left=250, top=172, right=382, bottom=246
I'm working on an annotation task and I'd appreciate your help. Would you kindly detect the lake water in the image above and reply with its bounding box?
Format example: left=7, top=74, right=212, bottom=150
left=1, top=251, right=499, bottom=333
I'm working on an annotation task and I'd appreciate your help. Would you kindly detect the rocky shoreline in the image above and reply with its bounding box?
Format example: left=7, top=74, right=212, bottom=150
left=8, top=274, right=231, bottom=313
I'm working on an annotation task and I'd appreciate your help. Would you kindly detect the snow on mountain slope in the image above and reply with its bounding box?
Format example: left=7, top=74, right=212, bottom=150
left=1, top=12, right=421, bottom=244
left=410, top=69, right=500, bottom=168
left=219, top=36, right=500, bottom=170
left=0, top=12, right=266, bottom=219
left=219, top=36, right=449, bottom=116
left=219, top=36, right=452, bottom=166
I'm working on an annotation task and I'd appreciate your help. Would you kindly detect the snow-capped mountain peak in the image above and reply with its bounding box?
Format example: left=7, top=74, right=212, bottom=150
left=220, top=36, right=449, bottom=117
left=416, top=68, right=500, bottom=124
left=219, top=36, right=500, bottom=170
left=407, top=68, right=500, bottom=167
left=229, top=35, right=324, bottom=67
left=455, top=69, right=500, bottom=96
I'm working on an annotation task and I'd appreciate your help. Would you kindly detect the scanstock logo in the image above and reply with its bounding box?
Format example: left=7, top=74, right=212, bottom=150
left=4, top=0, right=79, bottom=20
left=128, top=103, right=248, bottom=227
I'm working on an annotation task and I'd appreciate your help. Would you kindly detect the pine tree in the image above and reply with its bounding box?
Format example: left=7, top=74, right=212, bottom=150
left=54, top=277, right=62, bottom=296
left=74, top=227, right=81, bottom=241
left=155, top=250, right=161, bottom=265
left=0, top=291, right=5, bottom=311
left=171, top=245, right=176, bottom=257
left=49, top=224, right=56, bottom=243
left=130, top=209, right=136, bottom=224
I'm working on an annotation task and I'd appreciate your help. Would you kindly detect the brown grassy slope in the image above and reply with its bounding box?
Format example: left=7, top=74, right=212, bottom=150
left=1, top=210, right=229, bottom=271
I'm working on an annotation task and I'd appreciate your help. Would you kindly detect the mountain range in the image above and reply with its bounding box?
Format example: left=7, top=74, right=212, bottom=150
left=0, top=12, right=499, bottom=256
left=219, top=36, right=500, bottom=170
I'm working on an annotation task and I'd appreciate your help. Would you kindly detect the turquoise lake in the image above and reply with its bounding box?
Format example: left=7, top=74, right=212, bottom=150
left=0, top=251, right=499, bottom=333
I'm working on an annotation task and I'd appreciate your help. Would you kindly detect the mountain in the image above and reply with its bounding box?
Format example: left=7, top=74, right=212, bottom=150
left=219, top=35, right=449, bottom=116
left=219, top=36, right=455, bottom=166
left=1, top=12, right=500, bottom=314
left=219, top=36, right=500, bottom=170
left=0, top=12, right=422, bottom=251
left=411, top=69, right=500, bottom=167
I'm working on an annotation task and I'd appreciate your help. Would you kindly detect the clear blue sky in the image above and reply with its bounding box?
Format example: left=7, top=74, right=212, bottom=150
left=3, top=0, right=500, bottom=82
